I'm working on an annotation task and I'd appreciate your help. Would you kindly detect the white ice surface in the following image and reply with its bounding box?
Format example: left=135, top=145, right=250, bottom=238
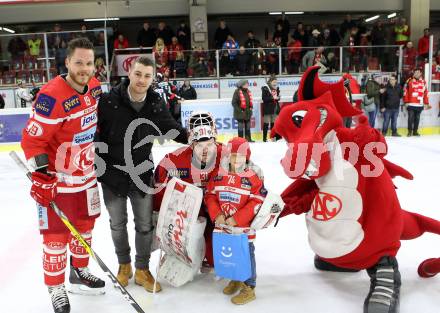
left=1, top=136, right=440, bottom=313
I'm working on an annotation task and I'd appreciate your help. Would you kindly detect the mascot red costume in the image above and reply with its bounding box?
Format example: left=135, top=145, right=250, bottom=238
left=272, top=66, right=440, bottom=313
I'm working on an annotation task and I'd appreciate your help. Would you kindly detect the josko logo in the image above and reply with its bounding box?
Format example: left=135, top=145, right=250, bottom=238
left=221, top=246, right=233, bottom=258
left=311, top=192, right=343, bottom=221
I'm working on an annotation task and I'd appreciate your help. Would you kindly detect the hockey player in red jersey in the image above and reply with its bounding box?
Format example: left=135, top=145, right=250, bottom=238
left=204, top=137, right=266, bottom=305
left=154, top=111, right=227, bottom=269
left=21, top=38, right=104, bottom=313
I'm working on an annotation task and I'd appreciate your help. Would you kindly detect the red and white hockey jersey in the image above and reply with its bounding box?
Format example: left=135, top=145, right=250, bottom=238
left=204, top=169, right=266, bottom=240
left=153, top=143, right=227, bottom=211
left=403, top=77, right=429, bottom=107
left=21, top=75, right=102, bottom=193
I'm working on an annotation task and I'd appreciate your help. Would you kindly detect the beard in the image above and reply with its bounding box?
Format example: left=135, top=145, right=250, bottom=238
left=69, top=71, right=93, bottom=87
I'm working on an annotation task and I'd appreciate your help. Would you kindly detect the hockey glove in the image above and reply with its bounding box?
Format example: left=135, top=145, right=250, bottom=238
left=31, top=172, right=57, bottom=208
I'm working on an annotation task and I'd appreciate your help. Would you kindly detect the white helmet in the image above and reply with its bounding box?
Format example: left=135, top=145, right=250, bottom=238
left=187, top=111, right=217, bottom=144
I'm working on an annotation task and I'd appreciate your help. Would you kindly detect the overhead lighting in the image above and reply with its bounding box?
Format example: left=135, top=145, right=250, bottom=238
left=285, top=11, right=304, bottom=15
left=269, top=12, right=282, bottom=15
left=365, top=15, right=380, bottom=22
left=387, top=12, right=397, bottom=18
left=2, top=27, right=15, bottom=33
left=83, top=17, right=120, bottom=22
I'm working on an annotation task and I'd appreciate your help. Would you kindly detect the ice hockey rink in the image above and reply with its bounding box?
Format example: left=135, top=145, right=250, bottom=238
left=0, top=136, right=440, bottom=313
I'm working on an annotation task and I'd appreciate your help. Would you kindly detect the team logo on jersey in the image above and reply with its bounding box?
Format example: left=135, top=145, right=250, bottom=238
left=90, top=86, right=102, bottom=100
left=311, top=192, right=342, bottom=221
left=219, top=191, right=241, bottom=204
left=73, top=143, right=95, bottom=171
left=221, top=203, right=238, bottom=216
left=37, top=204, right=49, bottom=230
left=25, top=121, right=43, bottom=136
left=241, top=177, right=251, bottom=189
left=34, top=93, right=56, bottom=117
left=168, top=168, right=190, bottom=179
left=81, top=111, right=97, bottom=130
left=72, top=126, right=96, bottom=146
left=62, top=95, right=81, bottom=113
left=213, top=175, right=223, bottom=182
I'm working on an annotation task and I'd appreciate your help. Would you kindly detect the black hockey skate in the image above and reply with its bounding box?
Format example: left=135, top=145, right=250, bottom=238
left=48, top=284, right=70, bottom=313
left=69, top=257, right=105, bottom=295
left=364, top=256, right=401, bottom=313
left=314, top=255, right=360, bottom=272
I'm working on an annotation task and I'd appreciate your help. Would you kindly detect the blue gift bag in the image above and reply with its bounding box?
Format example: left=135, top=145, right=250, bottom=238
left=212, top=232, right=251, bottom=282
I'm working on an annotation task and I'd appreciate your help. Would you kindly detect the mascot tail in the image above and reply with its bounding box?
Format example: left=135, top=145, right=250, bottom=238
left=401, top=210, right=440, bottom=278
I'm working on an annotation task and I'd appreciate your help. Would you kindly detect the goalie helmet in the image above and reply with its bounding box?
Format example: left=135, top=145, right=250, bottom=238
left=188, top=111, right=217, bottom=144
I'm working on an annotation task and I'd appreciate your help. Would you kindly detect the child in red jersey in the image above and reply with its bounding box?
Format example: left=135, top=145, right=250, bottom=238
left=205, top=137, right=266, bottom=305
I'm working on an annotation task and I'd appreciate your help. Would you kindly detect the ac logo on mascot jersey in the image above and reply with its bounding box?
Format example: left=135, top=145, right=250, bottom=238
left=311, top=192, right=342, bottom=221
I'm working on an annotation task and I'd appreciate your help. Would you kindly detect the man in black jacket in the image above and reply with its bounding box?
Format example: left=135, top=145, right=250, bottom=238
left=136, top=22, right=157, bottom=48
left=380, top=75, right=403, bottom=136
left=96, top=56, right=187, bottom=293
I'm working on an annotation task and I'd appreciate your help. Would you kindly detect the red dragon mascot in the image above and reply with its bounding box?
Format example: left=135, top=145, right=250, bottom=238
left=272, top=66, right=440, bottom=313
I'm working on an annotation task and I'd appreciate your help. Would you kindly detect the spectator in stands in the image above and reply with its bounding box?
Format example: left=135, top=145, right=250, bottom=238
left=321, top=28, right=332, bottom=47
left=244, top=31, right=260, bottom=74
left=27, top=34, right=42, bottom=58
left=273, top=23, right=288, bottom=47
left=54, top=39, right=67, bottom=74
left=308, top=29, right=322, bottom=47
left=219, top=49, right=233, bottom=76
left=232, top=79, right=254, bottom=142
left=341, top=26, right=359, bottom=72
left=380, top=75, right=402, bottom=136
left=7, top=36, right=27, bottom=61
left=176, top=20, right=191, bottom=50
left=222, top=34, right=239, bottom=60
left=418, top=28, right=430, bottom=61
left=214, top=19, right=233, bottom=49
left=402, top=41, right=417, bottom=81
left=265, top=37, right=280, bottom=74
left=156, top=22, right=174, bottom=46
left=95, top=57, right=107, bottom=82
left=261, top=75, right=280, bottom=142
left=173, top=51, right=187, bottom=78
left=192, top=55, right=209, bottom=78
left=236, top=46, right=250, bottom=76
left=292, top=22, right=308, bottom=47
left=48, top=23, right=68, bottom=50
left=276, top=15, right=290, bottom=45
left=179, top=80, right=197, bottom=100
left=255, top=45, right=267, bottom=75
left=114, top=33, right=129, bottom=50
left=287, top=35, right=302, bottom=74
left=15, top=80, right=32, bottom=108
left=96, top=31, right=106, bottom=46
left=137, top=22, right=157, bottom=48
left=301, top=46, right=327, bottom=73
left=325, top=52, right=338, bottom=73
left=358, top=31, right=370, bottom=71
left=364, top=74, right=381, bottom=128
left=153, top=38, right=169, bottom=74
left=168, top=36, right=184, bottom=74
left=340, top=14, right=356, bottom=38
left=371, top=21, right=386, bottom=67
left=394, top=17, right=410, bottom=46
left=77, top=24, right=96, bottom=43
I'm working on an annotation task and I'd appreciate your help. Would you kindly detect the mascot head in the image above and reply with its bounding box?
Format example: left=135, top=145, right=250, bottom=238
left=272, top=66, right=362, bottom=180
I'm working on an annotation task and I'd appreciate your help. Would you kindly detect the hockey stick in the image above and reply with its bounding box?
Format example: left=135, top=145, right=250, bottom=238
left=9, top=151, right=146, bottom=313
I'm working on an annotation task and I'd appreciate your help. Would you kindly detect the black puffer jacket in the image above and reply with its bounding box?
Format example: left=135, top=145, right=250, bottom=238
left=96, top=80, right=188, bottom=196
